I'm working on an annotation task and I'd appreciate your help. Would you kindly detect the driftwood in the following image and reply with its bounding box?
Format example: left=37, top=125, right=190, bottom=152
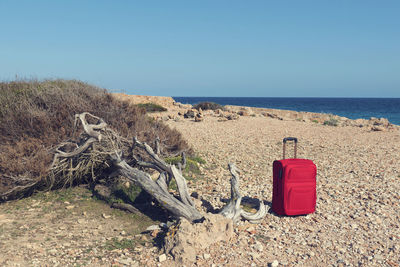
left=48, top=112, right=267, bottom=224
left=219, top=164, right=267, bottom=224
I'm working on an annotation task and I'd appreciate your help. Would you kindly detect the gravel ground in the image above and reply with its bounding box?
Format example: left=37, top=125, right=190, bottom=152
left=1, top=103, right=399, bottom=267
left=165, top=114, right=400, bottom=267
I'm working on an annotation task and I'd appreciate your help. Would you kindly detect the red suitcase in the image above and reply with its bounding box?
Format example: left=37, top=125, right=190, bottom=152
left=272, top=137, right=317, bottom=216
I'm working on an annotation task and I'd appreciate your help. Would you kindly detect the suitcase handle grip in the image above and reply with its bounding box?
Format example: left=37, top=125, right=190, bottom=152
left=283, top=137, right=297, bottom=159
left=283, top=137, right=298, bottom=143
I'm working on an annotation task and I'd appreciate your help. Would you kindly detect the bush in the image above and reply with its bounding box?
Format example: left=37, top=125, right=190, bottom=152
left=164, top=155, right=206, bottom=175
left=193, top=102, right=224, bottom=111
left=323, top=118, right=339, bottom=126
left=136, top=103, right=167, bottom=113
left=0, top=79, right=191, bottom=200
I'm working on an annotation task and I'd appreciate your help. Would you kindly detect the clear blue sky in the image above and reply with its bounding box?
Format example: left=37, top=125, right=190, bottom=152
left=1, top=1, right=399, bottom=97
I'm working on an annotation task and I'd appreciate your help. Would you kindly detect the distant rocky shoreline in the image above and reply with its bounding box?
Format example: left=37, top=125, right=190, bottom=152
left=112, top=93, right=399, bottom=132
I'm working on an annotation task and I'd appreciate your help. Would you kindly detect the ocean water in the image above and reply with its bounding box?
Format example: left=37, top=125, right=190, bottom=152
left=173, top=97, right=400, bottom=125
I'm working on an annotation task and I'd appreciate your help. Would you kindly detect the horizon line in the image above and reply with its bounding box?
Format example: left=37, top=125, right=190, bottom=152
left=171, top=96, right=400, bottom=99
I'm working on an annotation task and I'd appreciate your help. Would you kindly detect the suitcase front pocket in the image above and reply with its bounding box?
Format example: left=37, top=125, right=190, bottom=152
left=287, top=165, right=316, bottom=182
left=285, top=185, right=316, bottom=215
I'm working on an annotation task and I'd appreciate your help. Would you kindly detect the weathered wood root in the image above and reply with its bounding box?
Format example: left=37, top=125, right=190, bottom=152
left=219, top=163, right=267, bottom=224
left=47, top=112, right=267, bottom=224
left=132, top=137, right=195, bottom=208
left=114, top=158, right=204, bottom=222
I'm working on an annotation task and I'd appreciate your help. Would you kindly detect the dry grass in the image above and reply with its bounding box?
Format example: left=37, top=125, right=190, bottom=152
left=0, top=79, right=190, bottom=200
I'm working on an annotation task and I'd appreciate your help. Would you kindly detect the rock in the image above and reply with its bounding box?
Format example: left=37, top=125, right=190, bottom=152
left=215, top=109, right=223, bottom=115
left=145, top=225, right=161, bottom=232
left=369, top=117, right=390, bottom=127
left=48, top=248, right=57, bottom=255
left=249, top=252, right=260, bottom=260
left=203, top=253, right=211, bottom=260
left=238, top=107, right=253, bottom=116
left=65, top=205, right=75, bottom=210
left=246, top=226, right=255, bottom=234
left=266, top=113, right=283, bottom=120
left=164, top=214, right=234, bottom=264
left=270, top=260, right=279, bottom=267
left=254, top=241, right=263, bottom=252
left=102, top=213, right=111, bottom=219
left=353, top=118, right=368, bottom=127
left=374, top=254, right=384, bottom=261
left=118, top=258, right=134, bottom=266
left=184, top=110, right=196, bottom=118
left=195, top=114, right=204, bottom=122
left=158, top=254, right=167, bottom=262
left=371, top=125, right=386, bottom=131
left=226, top=113, right=239, bottom=120
left=206, top=110, right=214, bottom=116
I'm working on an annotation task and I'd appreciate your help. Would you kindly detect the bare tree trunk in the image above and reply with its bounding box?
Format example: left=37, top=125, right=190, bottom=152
left=115, top=159, right=203, bottom=222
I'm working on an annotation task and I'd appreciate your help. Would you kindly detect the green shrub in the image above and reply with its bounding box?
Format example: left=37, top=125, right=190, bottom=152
left=193, top=102, right=224, bottom=111
left=190, top=156, right=206, bottom=165
left=164, top=156, right=183, bottom=165
left=165, top=156, right=205, bottom=175
left=136, top=102, right=167, bottom=113
left=323, top=118, right=339, bottom=126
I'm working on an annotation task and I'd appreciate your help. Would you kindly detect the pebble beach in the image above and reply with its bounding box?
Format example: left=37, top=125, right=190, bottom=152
left=160, top=99, right=400, bottom=266
left=1, top=94, right=399, bottom=266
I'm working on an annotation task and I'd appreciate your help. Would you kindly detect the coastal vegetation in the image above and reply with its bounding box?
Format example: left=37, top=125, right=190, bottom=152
left=193, top=101, right=225, bottom=111
left=136, top=102, right=167, bottom=113
left=323, top=117, right=339, bottom=126
left=0, top=79, right=190, bottom=201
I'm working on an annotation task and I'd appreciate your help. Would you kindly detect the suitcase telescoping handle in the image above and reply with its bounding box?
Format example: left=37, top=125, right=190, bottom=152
left=282, top=137, right=297, bottom=159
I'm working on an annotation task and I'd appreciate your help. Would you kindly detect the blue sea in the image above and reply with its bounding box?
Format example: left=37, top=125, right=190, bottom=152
left=173, top=97, right=400, bottom=125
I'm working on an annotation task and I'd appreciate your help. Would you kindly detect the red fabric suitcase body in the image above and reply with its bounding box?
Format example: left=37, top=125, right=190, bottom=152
left=272, top=137, right=317, bottom=216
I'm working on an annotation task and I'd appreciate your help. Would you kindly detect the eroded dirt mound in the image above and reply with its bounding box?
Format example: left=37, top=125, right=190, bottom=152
left=164, top=213, right=234, bottom=265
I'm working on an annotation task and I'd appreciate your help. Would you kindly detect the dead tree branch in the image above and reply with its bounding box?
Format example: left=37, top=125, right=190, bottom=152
left=114, top=157, right=203, bottom=222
